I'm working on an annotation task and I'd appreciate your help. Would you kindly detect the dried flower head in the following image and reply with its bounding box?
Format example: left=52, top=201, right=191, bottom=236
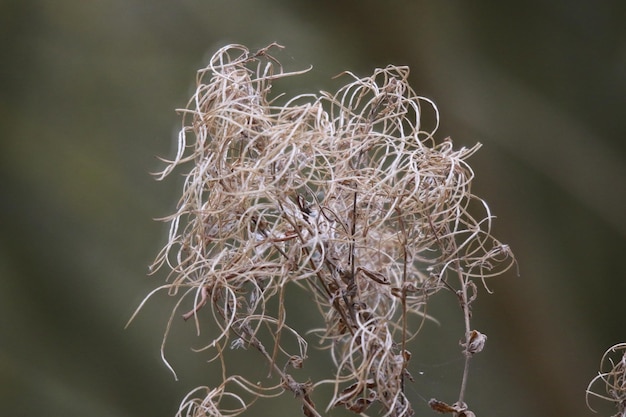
left=587, top=343, right=626, bottom=417
left=133, top=43, right=515, bottom=417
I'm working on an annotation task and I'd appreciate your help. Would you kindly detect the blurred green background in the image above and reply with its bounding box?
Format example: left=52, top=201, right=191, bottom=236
left=1, top=1, right=625, bottom=416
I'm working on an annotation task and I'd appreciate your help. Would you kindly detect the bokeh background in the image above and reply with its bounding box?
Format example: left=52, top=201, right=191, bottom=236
left=1, top=1, right=625, bottom=416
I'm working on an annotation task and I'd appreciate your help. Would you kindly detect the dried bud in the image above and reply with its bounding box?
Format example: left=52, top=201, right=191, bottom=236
left=463, top=330, right=487, bottom=356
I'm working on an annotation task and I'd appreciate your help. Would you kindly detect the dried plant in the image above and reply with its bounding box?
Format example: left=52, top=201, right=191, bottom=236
left=130, top=43, right=516, bottom=417
left=587, top=343, right=626, bottom=417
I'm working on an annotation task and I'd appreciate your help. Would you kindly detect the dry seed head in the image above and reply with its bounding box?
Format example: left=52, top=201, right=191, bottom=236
left=587, top=343, right=626, bottom=417
left=141, top=44, right=515, bottom=417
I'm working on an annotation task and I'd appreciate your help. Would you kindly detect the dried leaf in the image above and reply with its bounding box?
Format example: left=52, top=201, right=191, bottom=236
left=428, top=399, right=458, bottom=414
